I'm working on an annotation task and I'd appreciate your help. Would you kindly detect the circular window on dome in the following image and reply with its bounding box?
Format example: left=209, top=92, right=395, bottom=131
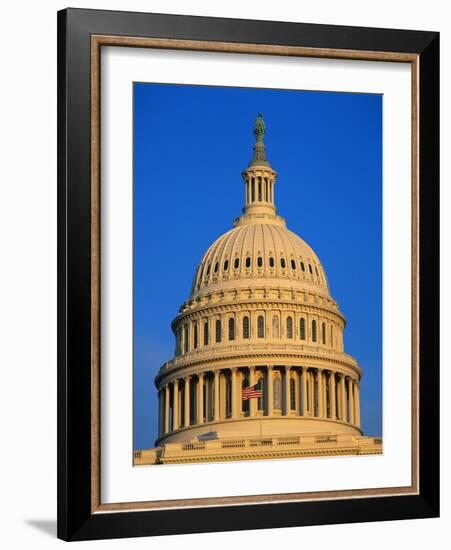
left=245, top=257, right=251, bottom=268
left=269, top=257, right=275, bottom=268
left=280, top=258, right=286, bottom=269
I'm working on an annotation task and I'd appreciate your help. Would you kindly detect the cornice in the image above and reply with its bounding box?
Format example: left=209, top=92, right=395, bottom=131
left=156, top=347, right=360, bottom=386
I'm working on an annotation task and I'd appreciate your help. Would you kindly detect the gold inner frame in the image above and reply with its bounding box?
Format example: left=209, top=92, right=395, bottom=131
left=90, top=35, right=419, bottom=514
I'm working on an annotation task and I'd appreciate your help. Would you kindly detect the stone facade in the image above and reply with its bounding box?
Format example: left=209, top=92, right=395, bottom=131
left=135, top=114, right=382, bottom=465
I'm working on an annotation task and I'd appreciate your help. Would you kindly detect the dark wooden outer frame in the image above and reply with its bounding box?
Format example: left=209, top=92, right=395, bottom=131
left=57, top=8, right=439, bottom=541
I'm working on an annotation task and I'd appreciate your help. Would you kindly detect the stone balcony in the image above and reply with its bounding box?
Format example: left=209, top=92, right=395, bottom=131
left=134, top=433, right=383, bottom=465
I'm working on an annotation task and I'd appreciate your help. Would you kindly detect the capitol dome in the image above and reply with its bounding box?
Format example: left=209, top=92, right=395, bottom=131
left=190, top=220, right=330, bottom=300
left=137, top=114, right=382, bottom=466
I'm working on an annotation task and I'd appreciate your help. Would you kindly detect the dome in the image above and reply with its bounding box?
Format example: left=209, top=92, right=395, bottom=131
left=190, top=218, right=330, bottom=300
left=149, top=114, right=368, bottom=460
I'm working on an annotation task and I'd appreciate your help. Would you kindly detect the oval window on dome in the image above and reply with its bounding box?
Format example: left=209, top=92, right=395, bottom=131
left=234, top=258, right=239, bottom=269
left=223, top=259, right=229, bottom=271
left=269, top=257, right=275, bottom=268
left=245, top=257, right=251, bottom=268
left=291, top=259, right=296, bottom=270
left=257, top=256, right=263, bottom=268
left=300, top=261, right=305, bottom=272
left=280, top=258, right=286, bottom=269
left=315, top=266, right=319, bottom=275
left=214, top=262, right=219, bottom=273
left=308, top=263, right=313, bottom=274
left=206, top=264, right=211, bottom=276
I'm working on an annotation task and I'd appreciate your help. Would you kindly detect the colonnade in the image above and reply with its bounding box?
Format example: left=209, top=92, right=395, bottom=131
left=157, top=366, right=360, bottom=439
left=175, top=312, right=344, bottom=357
left=244, top=173, right=275, bottom=206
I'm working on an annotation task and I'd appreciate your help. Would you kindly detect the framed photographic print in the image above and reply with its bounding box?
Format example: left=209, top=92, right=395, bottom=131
left=57, top=8, right=439, bottom=541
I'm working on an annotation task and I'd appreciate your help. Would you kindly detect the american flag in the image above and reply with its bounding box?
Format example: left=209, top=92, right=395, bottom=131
left=241, top=381, right=263, bottom=400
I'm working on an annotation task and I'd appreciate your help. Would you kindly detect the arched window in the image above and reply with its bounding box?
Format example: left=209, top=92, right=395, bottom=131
left=215, top=319, right=221, bottom=343
left=273, top=376, right=282, bottom=409
left=258, top=177, right=262, bottom=201
left=286, top=316, right=293, bottom=339
left=251, top=178, right=255, bottom=202
left=257, top=315, right=264, bottom=338
left=234, top=258, right=239, bottom=269
left=322, top=322, right=326, bottom=344
left=269, top=257, right=275, bottom=268
left=300, top=318, right=306, bottom=340
left=280, top=257, right=286, bottom=269
left=203, top=321, right=209, bottom=346
left=330, top=325, right=334, bottom=348
left=257, top=256, right=263, bottom=268
left=223, top=259, right=229, bottom=271
left=300, top=261, right=305, bottom=272
left=214, top=262, right=219, bottom=273
left=291, top=259, right=296, bottom=270
left=242, top=316, right=250, bottom=339
left=245, top=257, right=251, bottom=268
left=193, top=323, right=198, bottom=349
left=272, top=316, right=280, bottom=338
left=290, top=377, right=296, bottom=410
left=184, top=325, right=189, bottom=353
left=265, top=178, right=269, bottom=201
left=228, top=318, right=235, bottom=340
left=312, top=320, right=317, bottom=342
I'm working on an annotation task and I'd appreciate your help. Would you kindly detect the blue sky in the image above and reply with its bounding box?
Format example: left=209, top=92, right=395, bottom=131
left=133, top=82, right=382, bottom=450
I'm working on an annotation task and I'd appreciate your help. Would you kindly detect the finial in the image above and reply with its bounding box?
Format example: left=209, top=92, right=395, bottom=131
left=253, top=112, right=266, bottom=143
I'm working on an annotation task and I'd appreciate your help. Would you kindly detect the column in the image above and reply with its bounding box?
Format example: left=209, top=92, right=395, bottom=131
left=340, top=375, right=346, bottom=422
left=164, top=384, right=170, bottom=434
left=197, top=373, right=204, bottom=424
left=184, top=376, right=191, bottom=427
left=267, top=366, right=273, bottom=416
left=355, top=382, right=360, bottom=428
left=301, top=367, right=308, bottom=416
left=349, top=378, right=355, bottom=424
left=173, top=379, right=179, bottom=430
left=158, top=389, right=164, bottom=437
left=231, top=368, right=238, bottom=419
left=214, top=370, right=220, bottom=421
left=309, top=370, right=314, bottom=415
left=330, top=372, right=336, bottom=420
left=284, top=366, right=291, bottom=415
left=249, top=366, right=256, bottom=416
left=355, top=381, right=361, bottom=427
left=317, top=369, right=323, bottom=417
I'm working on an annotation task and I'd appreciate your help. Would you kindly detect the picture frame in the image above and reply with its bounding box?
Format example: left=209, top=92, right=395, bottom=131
left=57, top=7, right=439, bottom=541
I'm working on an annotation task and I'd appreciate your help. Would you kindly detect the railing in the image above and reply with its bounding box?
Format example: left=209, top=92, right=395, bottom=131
left=222, top=440, right=245, bottom=449
left=175, top=434, right=355, bottom=453
left=316, top=436, right=337, bottom=443
left=161, top=342, right=358, bottom=371
left=182, top=442, right=206, bottom=451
